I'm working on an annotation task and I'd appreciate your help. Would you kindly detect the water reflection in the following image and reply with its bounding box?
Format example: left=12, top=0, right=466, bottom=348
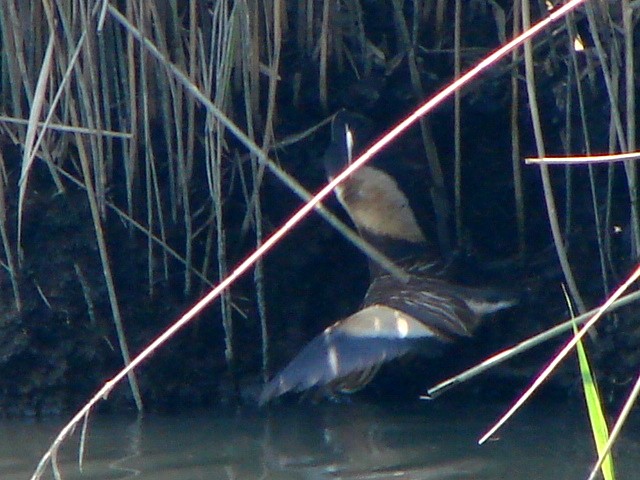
left=3, top=400, right=640, bottom=479
left=262, top=403, right=487, bottom=479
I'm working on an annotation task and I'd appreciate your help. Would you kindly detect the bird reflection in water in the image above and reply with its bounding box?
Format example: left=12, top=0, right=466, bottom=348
left=261, top=403, right=489, bottom=479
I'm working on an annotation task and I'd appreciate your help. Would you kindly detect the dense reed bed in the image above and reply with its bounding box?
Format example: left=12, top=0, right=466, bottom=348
left=1, top=0, right=639, bottom=479
left=0, top=3, right=639, bottom=461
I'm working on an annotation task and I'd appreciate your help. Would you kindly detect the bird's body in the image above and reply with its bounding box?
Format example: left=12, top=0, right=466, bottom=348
left=259, top=111, right=516, bottom=404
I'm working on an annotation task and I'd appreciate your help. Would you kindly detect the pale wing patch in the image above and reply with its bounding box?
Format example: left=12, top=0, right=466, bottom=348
left=394, top=313, right=410, bottom=338
left=337, top=304, right=437, bottom=339
left=373, top=315, right=382, bottom=333
left=328, top=346, right=339, bottom=375
left=465, top=298, right=516, bottom=316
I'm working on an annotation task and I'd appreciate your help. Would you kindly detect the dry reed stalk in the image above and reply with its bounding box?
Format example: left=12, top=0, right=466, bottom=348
left=584, top=2, right=640, bottom=257
left=0, top=7, right=22, bottom=116
left=480, top=263, right=640, bottom=445
left=391, top=0, right=450, bottom=255
left=319, top=0, right=330, bottom=110
left=111, top=3, right=408, bottom=288
left=434, top=0, right=446, bottom=48
left=564, top=13, right=611, bottom=295
left=96, top=21, right=115, bottom=188
left=199, top=3, right=226, bottom=308
left=17, top=0, right=74, bottom=197
left=304, top=0, right=314, bottom=53
left=248, top=0, right=261, bottom=118
left=105, top=2, right=592, bottom=290
left=3, top=1, right=31, bottom=113
left=623, top=1, right=635, bottom=153
left=6, top=0, right=148, bottom=410
left=16, top=27, right=54, bottom=249
left=171, top=80, right=194, bottom=296
left=0, top=116, right=131, bottom=137
left=239, top=0, right=270, bottom=235
left=522, top=0, right=586, bottom=314
left=138, top=1, right=157, bottom=297
left=453, top=0, right=462, bottom=246
left=623, top=0, right=638, bottom=263
left=256, top=0, right=284, bottom=381
left=74, top=263, right=96, bottom=326
left=206, top=0, right=239, bottom=378
left=510, top=0, right=525, bottom=258
left=104, top=15, right=136, bottom=220
left=583, top=6, right=640, bottom=474
left=124, top=0, right=139, bottom=220
left=78, top=2, right=108, bottom=219
left=51, top=158, right=222, bottom=289
left=69, top=99, right=143, bottom=411
left=239, top=0, right=284, bottom=236
left=179, top=0, right=198, bottom=296
left=145, top=3, right=173, bottom=284
left=29, top=3, right=589, bottom=477
left=186, top=0, right=198, bottom=190
left=562, top=56, right=575, bottom=241
left=426, top=289, right=640, bottom=399
left=474, top=0, right=640, bottom=450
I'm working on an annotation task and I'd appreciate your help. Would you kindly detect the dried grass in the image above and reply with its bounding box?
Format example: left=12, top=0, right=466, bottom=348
left=0, top=1, right=638, bottom=476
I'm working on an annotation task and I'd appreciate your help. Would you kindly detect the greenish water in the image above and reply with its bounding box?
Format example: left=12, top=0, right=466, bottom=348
left=3, top=400, right=639, bottom=479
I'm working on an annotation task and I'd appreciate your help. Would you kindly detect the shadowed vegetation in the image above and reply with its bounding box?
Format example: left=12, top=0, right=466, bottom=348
left=0, top=3, right=638, bottom=451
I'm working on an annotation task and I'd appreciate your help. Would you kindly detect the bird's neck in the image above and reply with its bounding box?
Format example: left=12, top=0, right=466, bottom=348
left=359, top=231, right=442, bottom=278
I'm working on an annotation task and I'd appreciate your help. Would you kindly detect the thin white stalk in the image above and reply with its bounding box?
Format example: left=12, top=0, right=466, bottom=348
left=479, top=263, right=640, bottom=445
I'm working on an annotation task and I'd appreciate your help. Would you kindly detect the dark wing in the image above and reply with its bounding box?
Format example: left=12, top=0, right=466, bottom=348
left=259, top=304, right=447, bottom=404
left=363, top=275, right=481, bottom=339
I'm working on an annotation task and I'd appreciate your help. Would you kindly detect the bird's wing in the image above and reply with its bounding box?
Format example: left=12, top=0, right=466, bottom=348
left=363, top=276, right=480, bottom=339
left=259, top=305, right=444, bottom=404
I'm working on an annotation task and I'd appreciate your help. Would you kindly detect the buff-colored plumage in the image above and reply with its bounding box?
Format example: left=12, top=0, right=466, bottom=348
left=260, top=112, right=516, bottom=404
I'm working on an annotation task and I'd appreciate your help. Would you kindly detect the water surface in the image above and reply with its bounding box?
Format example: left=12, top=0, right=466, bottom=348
left=3, top=400, right=639, bottom=479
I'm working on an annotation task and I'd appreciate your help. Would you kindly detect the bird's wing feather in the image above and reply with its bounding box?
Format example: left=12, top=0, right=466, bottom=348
left=364, top=276, right=479, bottom=338
left=259, top=305, right=444, bottom=404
